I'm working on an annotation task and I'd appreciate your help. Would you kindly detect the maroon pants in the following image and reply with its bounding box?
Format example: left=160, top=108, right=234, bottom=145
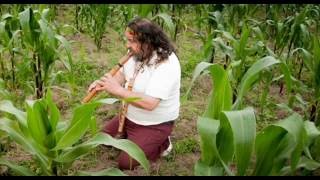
left=103, top=115, right=174, bottom=170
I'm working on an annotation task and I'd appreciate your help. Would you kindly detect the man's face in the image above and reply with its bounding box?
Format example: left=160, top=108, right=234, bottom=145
left=125, top=30, right=141, bottom=57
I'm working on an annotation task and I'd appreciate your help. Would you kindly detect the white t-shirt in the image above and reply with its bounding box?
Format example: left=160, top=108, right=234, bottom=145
left=120, top=51, right=181, bottom=126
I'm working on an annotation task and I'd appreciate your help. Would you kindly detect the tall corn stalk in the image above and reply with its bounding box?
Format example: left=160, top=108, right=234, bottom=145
left=0, top=13, right=21, bottom=90
left=75, top=4, right=109, bottom=50
left=19, top=7, right=73, bottom=99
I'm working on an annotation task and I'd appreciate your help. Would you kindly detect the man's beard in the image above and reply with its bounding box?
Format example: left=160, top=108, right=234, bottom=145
left=134, top=52, right=144, bottom=62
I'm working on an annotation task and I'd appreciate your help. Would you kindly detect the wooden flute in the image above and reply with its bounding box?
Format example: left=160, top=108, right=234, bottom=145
left=81, top=51, right=133, bottom=104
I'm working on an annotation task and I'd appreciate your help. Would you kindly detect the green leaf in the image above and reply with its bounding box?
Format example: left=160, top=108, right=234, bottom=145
left=221, top=107, right=256, bottom=176
left=194, top=161, right=223, bottom=176
left=89, top=116, right=97, bottom=137
left=204, top=64, right=232, bottom=119
left=1, top=13, right=13, bottom=20
left=183, top=61, right=212, bottom=101
left=0, top=21, right=10, bottom=45
left=19, top=8, right=34, bottom=47
left=276, top=113, right=305, bottom=172
left=197, top=117, right=220, bottom=165
left=280, top=156, right=320, bottom=175
left=26, top=100, right=49, bottom=146
left=45, top=89, right=60, bottom=131
left=196, top=117, right=233, bottom=176
left=138, top=4, right=154, bottom=18
left=233, top=56, right=280, bottom=109
left=55, top=35, right=73, bottom=72
left=55, top=143, right=95, bottom=163
left=95, top=98, right=119, bottom=104
left=54, top=103, right=99, bottom=150
left=304, top=121, right=320, bottom=147
left=0, top=100, right=27, bottom=128
left=253, top=113, right=305, bottom=175
left=81, top=133, right=150, bottom=173
left=0, top=158, right=35, bottom=176
left=0, top=118, right=49, bottom=170
left=237, top=23, right=250, bottom=61
left=253, top=126, right=287, bottom=175
left=152, top=13, right=174, bottom=35
left=120, top=97, right=141, bottom=103
left=295, top=156, right=320, bottom=171
left=77, top=168, right=127, bottom=176
left=39, top=19, right=56, bottom=49
left=279, top=62, right=292, bottom=98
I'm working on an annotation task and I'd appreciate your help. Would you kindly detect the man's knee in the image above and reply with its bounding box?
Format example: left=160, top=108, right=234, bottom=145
left=102, top=116, right=120, bottom=137
left=118, top=152, right=139, bottom=170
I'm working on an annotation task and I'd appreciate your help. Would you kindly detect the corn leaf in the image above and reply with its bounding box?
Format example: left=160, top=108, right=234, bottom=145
left=26, top=101, right=48, bottom=146
left=19, top=8, right=34, bottom=47
left=0, top=118, right=49, bottom=170
left=45, top=89, right=60, bottom=131
left=82, top=133, right=150, bottom=173
left=54, top=143, right=95, bottom=163
left=77, top=168, right=127, bottom=176
left=138, top=4, right=154, bottom=18
left=221, top=107, right=256, bottom=176
left=253, top=126, right=287, bottom=175
left=233, top=56, right=280, bottom=109
left=194, top=161, right=223, bottom=176
left=204, top=64, right=232, bottom=119
left=276, top=113, right=305, bottom=172
left=280, top=156, right=320, bottom=175
left=152, top=13, right=174, bottom=35
left=0, top=100, right=27, bottom=128
left=55, top=35, right=73, bottom=72
left=183, top=61, right=212, bottom=102
left=253, top=113, right=305, bottom=175
left=196, top=117, right=233, bottom=176
left=0, top=158, right=35, bottom=176
left=54, top=103, right=99, bottom=150
left=279, top=62, right=292, bottom=99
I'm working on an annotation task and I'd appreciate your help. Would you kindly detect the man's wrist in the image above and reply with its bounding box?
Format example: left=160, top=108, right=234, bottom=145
left=116, top=87, right=127, bottom=98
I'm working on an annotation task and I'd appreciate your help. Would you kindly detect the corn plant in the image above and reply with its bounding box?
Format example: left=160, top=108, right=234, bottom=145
left=0, top=79, right=9, bottom=99
left=223, top=4, right=260, bottom=36
left=19, top=7, right=74, bottom=99
left=186, top=58, right=320, bottom=175
left=193, top=6, right=225, bottom=64
left=0, top=12, right=21, bottom=90
left=168, top=4, right=187, bottom=42
left=75, top=4, right=110, bottom=50
left=134, top=4, right=175, bottom=39
left=290, top=35, right=320, bottom=125
left=0, top=90, right=149, bottom=176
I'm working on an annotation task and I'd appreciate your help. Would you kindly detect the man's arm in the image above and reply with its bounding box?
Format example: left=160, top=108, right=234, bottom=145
left=117, top=88, right=160, bottom=111
left=96, top=74, right=160, bottom=111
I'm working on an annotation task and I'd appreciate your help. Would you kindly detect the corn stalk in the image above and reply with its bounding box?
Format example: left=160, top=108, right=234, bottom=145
left=0, top=13, right=21, bottom=90
left=19, top=7, right=74, bottom=99
left=75, top=4, right=110, bottom=50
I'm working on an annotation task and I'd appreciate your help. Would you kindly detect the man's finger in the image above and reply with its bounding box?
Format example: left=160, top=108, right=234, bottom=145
left=104, top=73, right=112, bottom=79
left=96, top=80, right=105, bottom=86
left=100, top=76, right=108, bottom=82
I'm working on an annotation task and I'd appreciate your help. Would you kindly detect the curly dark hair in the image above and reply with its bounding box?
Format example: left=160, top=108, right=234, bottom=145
left=127, top=17, right=177, bottom=65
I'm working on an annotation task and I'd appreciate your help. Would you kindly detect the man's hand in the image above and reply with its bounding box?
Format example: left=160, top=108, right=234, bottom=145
left=87, top=80, right=100, bottom=93
left=96, top=74, right=124, bottom=97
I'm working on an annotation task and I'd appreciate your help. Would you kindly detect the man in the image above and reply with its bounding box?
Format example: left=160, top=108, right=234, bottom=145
left=87, top=17, right=181, bottom=170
